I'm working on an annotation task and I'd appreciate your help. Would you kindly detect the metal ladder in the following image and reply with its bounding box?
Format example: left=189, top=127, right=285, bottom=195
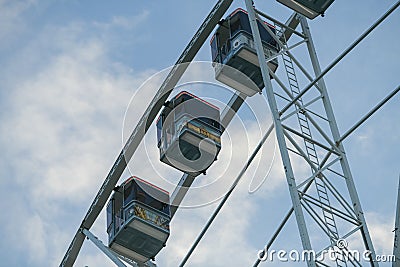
left=278, top=25, right=346, bottom=266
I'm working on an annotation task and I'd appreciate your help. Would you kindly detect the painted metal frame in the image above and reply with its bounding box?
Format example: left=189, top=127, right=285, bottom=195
left=244, top=0, right=386, bottom=265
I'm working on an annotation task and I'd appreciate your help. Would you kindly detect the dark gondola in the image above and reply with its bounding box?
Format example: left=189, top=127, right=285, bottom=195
left=106, top=176, right=170, bottom=263
left=157, top=91, right=222, bottom=174
left=211, top=8, right=279, bottom=96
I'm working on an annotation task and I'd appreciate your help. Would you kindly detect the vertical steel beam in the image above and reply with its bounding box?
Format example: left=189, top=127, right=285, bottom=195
left=244, top=1, right=316, bottom=266
left=394, top=175, right=400, bottom=266
left=300, top=17, right=378, bottom=266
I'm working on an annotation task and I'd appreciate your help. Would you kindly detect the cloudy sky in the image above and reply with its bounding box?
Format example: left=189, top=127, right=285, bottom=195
left=0, top=0, right=399, bottom=266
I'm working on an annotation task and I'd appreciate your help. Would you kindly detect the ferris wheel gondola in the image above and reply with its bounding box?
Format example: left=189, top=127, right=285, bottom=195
left=106, top=176, right=171, bottom=263
left=210, top=8, right=280, bottom=96
left=157, top=91, right=222, bottom=175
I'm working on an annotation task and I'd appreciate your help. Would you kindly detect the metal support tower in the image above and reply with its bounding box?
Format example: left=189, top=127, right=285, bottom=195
left=244, top=0, right=379, bottom=265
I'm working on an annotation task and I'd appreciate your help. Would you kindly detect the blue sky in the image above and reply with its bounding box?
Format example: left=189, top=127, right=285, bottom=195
left=0, top=0, right=399, bottom=266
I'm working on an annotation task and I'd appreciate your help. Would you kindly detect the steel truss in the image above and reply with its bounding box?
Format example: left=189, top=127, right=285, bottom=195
left=244, top=0, right=386, bottom=266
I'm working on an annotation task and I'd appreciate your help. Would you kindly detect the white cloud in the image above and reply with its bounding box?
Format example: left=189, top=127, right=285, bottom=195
left=95, top=11, right=150, bottom=31
left=366, top=212, right=395, bottom=255
left=4, top=36, right=151, bottom=204
left=0, top=0, right=36, bottom=44
left=0, top=10, right=156, bottom=266
left=159, top=179, right=259, bottom=267
left=23, top=214, right=47, bottom=262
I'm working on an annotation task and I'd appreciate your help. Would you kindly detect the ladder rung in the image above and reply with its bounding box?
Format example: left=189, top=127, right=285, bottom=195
left=300, top=123, right=310, bottom=129
left=303, top=134, right=313, bottom=140
left=309, top=159, right=319, bottom=165
left=299, top=122, right=309, bottom=129
left=308, top=152, right=317, bottom=158
left=317, top=192, right=329, bottom=200
left=304, top=138, right=314, bottom=145
left=300, top=123, right=311, bottom=131
left=286, top=73, right=296, bottom=79
left=316, top=185, right=327, bottom=193
left=300, top=125, right=310, bottom=132
left=306, top=149, right=317, bottom=155
left=317, top=186, right=328, bottom=193
left=298, top=112, right=307, bottom=119
left=307, top=148, right=317, bottom=155
left=283, top=58, right=292, bottom=63
left=324, top=214, right=335, bottom=222
left=310, top=159, right=318, bottom=165
left=285, top=64, right=294, bottom=71
left=298, top=116, right=308, bottom=123
left=304, top=142, right=314, bottom=148
left=326, top=221, right=337, bottom=228
left=302, top=127, right=311, bottom=133
left=285, top=63, right=295, bottom=69
left=310, top=160, right=318, bottom=166
left=304, top=142, right=315, bottom=149
left=323, top=212, right=335, bottom=220
left=286, top=70, right=295, bottom=76
left=307, top=149, right=318, bottom=157
left=305, top=143, right=315, bottom=150
left=285, top=65, right=294, bottom=70
left=317, top=194, right=329, bottom=202
left=286, top=64, right=294, bottom=70
left=299, top=120, right=309, bottom=127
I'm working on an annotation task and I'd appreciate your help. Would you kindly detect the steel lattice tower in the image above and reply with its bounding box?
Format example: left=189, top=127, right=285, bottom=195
left=244, top=0, right=377, bottom=266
